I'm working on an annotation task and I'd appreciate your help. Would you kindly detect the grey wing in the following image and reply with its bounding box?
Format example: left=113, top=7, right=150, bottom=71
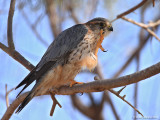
left=15, top=24, right=88, bottom=96
left=37, top=24, right=88, bottom=69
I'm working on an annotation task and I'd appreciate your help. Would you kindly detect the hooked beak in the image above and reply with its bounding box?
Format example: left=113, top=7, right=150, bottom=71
left=108, top=26, right=113, bottom=31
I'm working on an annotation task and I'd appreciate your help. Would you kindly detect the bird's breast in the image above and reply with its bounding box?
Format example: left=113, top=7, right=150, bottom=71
left=68, top=38, right=98, bottom=71
left=78, top=52, right=97, bottom=71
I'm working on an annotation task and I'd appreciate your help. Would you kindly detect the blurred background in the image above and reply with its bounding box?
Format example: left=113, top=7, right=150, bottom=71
left=0, top=0, right=160, bottom=120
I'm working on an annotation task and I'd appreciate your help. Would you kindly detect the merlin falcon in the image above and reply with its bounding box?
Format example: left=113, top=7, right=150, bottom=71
left=15, top=17, right=113, bottom=112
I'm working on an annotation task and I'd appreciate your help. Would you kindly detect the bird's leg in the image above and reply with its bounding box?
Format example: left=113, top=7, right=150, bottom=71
left=95, top=29, right=106, bottom=55
left=69, top=79, right=83, bottom=87
left=100, top=45, right=107, bottom=52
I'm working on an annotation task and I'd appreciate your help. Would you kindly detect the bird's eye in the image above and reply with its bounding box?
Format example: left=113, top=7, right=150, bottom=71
left=100, top=22, right=105, bottom=27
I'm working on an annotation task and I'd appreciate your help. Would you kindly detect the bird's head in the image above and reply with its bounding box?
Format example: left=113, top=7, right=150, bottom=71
left=85, top=17, right=113, bottom=37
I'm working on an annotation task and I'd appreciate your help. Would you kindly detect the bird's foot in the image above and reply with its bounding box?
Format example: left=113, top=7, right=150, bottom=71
left=100, top=45, right=107, bottom=52
left=69, top=80, right=83, bottom=87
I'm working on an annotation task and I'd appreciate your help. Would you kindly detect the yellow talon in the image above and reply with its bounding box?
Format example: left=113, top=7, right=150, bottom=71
left=69, top=80, right=83, bottom=87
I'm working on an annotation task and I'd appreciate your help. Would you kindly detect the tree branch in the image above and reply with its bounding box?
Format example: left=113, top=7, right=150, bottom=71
left=112, top=0, right=148, bottom=22
left=2, top=92, right=29, bottom=120
left=117, top=0, right=147, bottom=18
left=0, top=0, right=35, bottom=71
left=0, top=42, right=34, bottom=71
left=1, top=1, right=160, bottom=120
left=49, top=92, right=62, bottom=116
left=5, top=84, right=15, bottom=108
left=54, top=61, right=160, bottom=95
left=7, top=0, right=16, bottom=51
left=2, top=61, right=160, bottom=120
left=122, top=16, right=160, bottom=42
left=109, top=89, right=143, bottom=117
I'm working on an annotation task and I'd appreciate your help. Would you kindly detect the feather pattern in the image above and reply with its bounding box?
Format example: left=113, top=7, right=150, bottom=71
left=15, top=24, right=88, bottom=112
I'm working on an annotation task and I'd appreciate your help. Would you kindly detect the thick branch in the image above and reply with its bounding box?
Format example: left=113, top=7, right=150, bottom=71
left=0, top=0, right=34, bottom=71
left=2, top=61, right=160, bottom=120
left=0, top=42, right=34, bottom=71
left=2, top=92, right=29, bottom=120
left=7, top=0, right=16, bottom=51
left=54, top=61, right=160, bottom=95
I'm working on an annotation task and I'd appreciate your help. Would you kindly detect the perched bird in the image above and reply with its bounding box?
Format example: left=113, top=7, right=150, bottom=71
left=15, top=17, right=113, bottom=112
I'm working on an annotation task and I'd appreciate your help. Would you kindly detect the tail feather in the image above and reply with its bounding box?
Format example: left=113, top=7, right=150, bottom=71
left=16, top=79, right=43, bottom=113
left=16, top=91, right=35, bottom=113
left=15, top=69, right=36, bottom=90
left=16, top=84, right=29, bottom=98
left=15, top=61, right=55, bottom=113
left=15, top=69, right=36, bottom=98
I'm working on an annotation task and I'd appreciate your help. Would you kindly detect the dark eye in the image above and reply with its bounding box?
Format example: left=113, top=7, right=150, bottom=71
left=100, top=22, right=105, bottom=27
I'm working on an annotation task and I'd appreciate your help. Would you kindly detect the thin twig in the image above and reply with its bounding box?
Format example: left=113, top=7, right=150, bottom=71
left=109, top=89, right=143, bottom=117
left=117, top=86, right=126, bottom=95
left=146, top=28, right=160, bottom=41
left=122, top=17, right=160, bottom=28
left=146, top=19, right=160, bottom=27
left=112, top=0, right=148, bottom=22
left=122, top=16, right=160, bottom=42
left=5, top=84, right=15, bottom=108
left=95, top=76, right=142, bottom=117
left=7, top=0, right=16, bottom=51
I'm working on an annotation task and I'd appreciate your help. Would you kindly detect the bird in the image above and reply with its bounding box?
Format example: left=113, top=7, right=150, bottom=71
left=15, top=17, right=113, bottom=113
